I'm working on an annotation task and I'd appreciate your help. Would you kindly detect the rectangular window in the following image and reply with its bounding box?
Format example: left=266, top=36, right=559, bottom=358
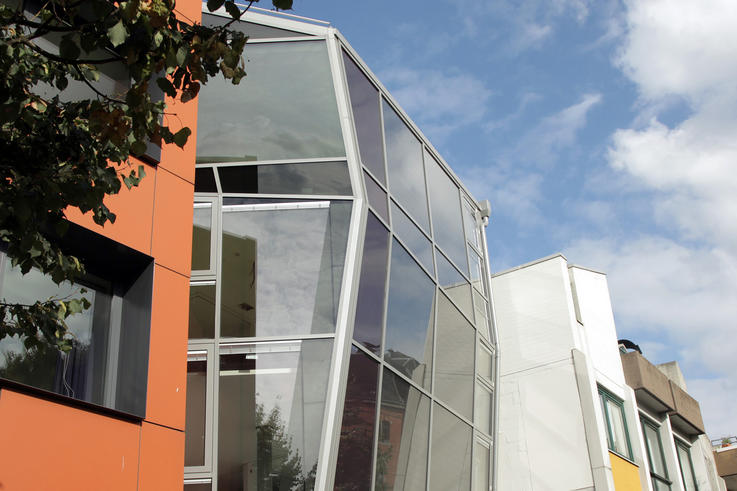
left=0, top=223, right=153, bottom=417
left=598, top=387, right=632, bottom=459
left=642, top=418, right=671, bottom=490
left=676, top=439, right=698, bottom=491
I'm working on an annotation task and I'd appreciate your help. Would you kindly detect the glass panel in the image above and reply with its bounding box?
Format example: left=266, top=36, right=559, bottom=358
left=391, top=200, right=434, bottom=275
left=375, top=369, right=430, bottom=491
left=382, top=100, right=429, bottom=230
left=478, top=345, right=493, bottom=386
left=463, top=199, right=480, bottom=249
left=676, top=442, right=697, bottom=491
left=189, top=284, right=215, bottom=339
left=217, top=339, right=332, bottom=491
left=384, top=240, right=435, bottom=389
left=425, top=149, right=467, bottom=274
left=183, top=483, right=212, bottom=491
left=194, top=167, right=218, bottom=193
left=353, top=212, right=390, bottom=354
left=197, top=41, right=344, bottom=163
left=643, top=422, right=667, bottom=478
left=203, top=13, right=305, bottom=39
left=430, top=403, right=472, bottom=491
left=473, top=441, right=490, bottom=491
left=605, top=398, right=629, bottom=457
left=217, top=162, right=352, bottom=196
left=473, top=290, right=490, bottom=340
left=0, top=260, right=109, bottom=404
left=435, top=293, right=474, bottom=420
left=220, top=200, right=351, bottom=337
left=653, top=478, right=671, bottom=491
left=475, top=385, right=492, bottom=435
left=436, top=249, right=473, bottom=320
left=192, top=202, right=212, bottom=271
left=185, top=354, right=207, bottom=467
left=364, top=170, right=389, bottom=223
left=468, top=246, right=484, bottom=290
left=335, top=346, right=380, bottom=490
left=343, top=50, right=385, bottom=184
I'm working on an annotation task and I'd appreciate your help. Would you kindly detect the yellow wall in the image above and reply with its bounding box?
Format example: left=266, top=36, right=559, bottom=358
left=610, top=452, right=643, bottom=490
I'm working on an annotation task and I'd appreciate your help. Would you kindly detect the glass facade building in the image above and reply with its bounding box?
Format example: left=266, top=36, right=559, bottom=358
left=185, top=8, right=498, bottom=490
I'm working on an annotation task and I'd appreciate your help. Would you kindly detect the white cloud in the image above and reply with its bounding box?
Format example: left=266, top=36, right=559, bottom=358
left=380, top=67, right=492, bottom=142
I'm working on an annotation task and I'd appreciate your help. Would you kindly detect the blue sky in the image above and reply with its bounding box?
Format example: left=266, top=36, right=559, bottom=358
left=283, top=0, right=736, bottom=439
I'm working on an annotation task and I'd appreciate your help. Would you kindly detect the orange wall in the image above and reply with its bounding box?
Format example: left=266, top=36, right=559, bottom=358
left=0, top=0, right=201, bottom=488
left=610, top=451, right=643, bottom=490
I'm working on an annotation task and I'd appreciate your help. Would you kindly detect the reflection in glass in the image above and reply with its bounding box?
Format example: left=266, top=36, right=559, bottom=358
left=384, top=240, right=435, bottom=389
left=364, top=170, right=389, bottom=223
left=642, top=421, right=669, bottom=486
left=676, top=441, right=697, bottom=491
left=183, top=483, right=212, bottom=491
left=217, top=162, right=352, bottom=196
left=335, top=346, right=379, bottom=490
left=382, top=100, right=429, bottom=230
left=430, top=404, right=472, bottom=491
left=473, top=441, right=490, bottom=491
left=220, top=200, right=351, bottom=337
left=435, top=293, right=474, bottom=420
left=376, top=369, right=430, bottom=491
left=197, top=41, right=344, bottom=163
left=473, top=289, right=490, bottom=340
left=343, top=51, right=385, bottom=184
left=436, top=249, right=473, bottom=321
left=185, top=353, right=207, bottom=467
left=192, top=202, right=212, bottom=271
left=462, top=199, right=480, bottom=249
left=0, top=260, right=108, bottom=403
left=390, top=200, right=434, bottom=276
left=203, top=13, right=304, bottom=39
left=217, top=340, right=332, bottom=491
left=194, top=167, right=218, bottom=193
left=478, top=345, right=493, bottom=386
left=353, top=213, right=390, bottom=354
left=468, top=246, right=484, bottom=289
left=189, top=284, right=215, bottom=339
left=425, top=149, right=467, bottom=274
left=475, top=384, right=492, bottom=435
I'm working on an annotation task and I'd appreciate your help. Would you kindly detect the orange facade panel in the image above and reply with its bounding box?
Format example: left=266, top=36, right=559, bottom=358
left=0, top=389, right=141, bottom=490
left=138, top=421, right=185, bottom=491
left=152, top=167, right=195, bottom=277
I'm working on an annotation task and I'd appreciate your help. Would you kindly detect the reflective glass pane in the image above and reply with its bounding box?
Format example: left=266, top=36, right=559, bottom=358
left=218, top=340, right=332, bottom=491
left=643, top=422, right=667, bottom=478
left=473, top=441, right=490, bottom=491
left=430, top=403, right=472, bottom=491
left=468, top=246, right=484, bottom=289
left=353, top=213, right=390, bottom=354
left=194, top=167, right=218, bottom=193
left=384, top=240, right=435, bottom=389
left=185, top=353, right=207, bottom=467
left=203, top=13, right=305, bottom=39
left=463, top=199, right=480, bottom=249
left=192, top=203, right=212, bottom=271
left=376, top=369, right=430, bottom=491
left=382, top=100, right=429, bottom=230
left=604, top=398, right=629, bottom=457
left=335, top=346, right=379, bottom=490
left=391, top=201, right=434, bottom=275
left=473, top=289, right=490, bottom=339
left=221, top=200, right=351, bottom=337
left=197, top=41, right=344, bottom=163
left=343, top=51, right=385, bottom=184
left=364, top=170, right=389, bottom=223
left=475, top=385, right=492, bottom=435
left=676, top=442, right=697, bottom=491
left=436, top=249, right=473, bottom=321
left=435, top=293, right=474, bottom=420
left=183, top=483, right=211, bottom=491
left=478, top=345, right=493, bottom=386
left=189, top=284, right=215, bottom=339
left=425, top=150, right=467, bottom=274
left=217, top=162, right=352, bottom=196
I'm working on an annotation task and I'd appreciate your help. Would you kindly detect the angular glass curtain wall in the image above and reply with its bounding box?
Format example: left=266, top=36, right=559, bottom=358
left=184, top=8, right=497, bottom=491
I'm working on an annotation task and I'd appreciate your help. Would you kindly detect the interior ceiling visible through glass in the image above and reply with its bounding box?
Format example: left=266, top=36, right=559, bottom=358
left=196, top=41, right=344, bottom=163
left=216, top=162, right=352, bottom=196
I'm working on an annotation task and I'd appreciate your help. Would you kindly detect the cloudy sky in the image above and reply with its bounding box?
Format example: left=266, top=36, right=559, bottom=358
left=290, top=0, right=737, bottom=439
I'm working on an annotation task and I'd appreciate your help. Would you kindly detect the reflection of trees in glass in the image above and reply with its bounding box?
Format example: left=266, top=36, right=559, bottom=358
left=256, top=403, right=315, bottom=491
left=374, top=445, right=393, bottom=491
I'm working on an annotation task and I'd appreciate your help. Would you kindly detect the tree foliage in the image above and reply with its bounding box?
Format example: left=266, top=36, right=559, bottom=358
left=0, top=0, right=287, bottom=353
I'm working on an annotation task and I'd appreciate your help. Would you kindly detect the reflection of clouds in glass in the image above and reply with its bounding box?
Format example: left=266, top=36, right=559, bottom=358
left=435, top=293, right=474, bottom=420
left=383, top=100, right=430, bottom=229
left=197, top=42, right=344, bottom=161
left=391, top=201, right=434, bottom=274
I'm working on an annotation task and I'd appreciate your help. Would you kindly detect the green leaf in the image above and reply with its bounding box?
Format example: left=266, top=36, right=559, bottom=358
left=272, top=0, right=293, bottom=10
left=156, top=77, right=176, bottom=98
left=224, top=1, right=242, bottom=20
left=176, top=46, right=187, bottom=66
left=107, top=20, right=128, bottom=48
left=207, top=0, right=226, bottom=12
left=130, top=140, right=147, bottom=156
left=59, top=36, right=81, bottom=60
left=172, top=127, right=191, bottom=148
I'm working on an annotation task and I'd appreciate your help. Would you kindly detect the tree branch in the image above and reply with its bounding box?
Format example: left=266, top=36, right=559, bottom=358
left=71, top=64, right=126, bottom=104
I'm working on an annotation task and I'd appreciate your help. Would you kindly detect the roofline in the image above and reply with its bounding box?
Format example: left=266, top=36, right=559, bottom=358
left=491, top=253, right=568, bottom=278
left=203, top=4, right=332, bottom=36
left=567, top=263, right=607, bottom=276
